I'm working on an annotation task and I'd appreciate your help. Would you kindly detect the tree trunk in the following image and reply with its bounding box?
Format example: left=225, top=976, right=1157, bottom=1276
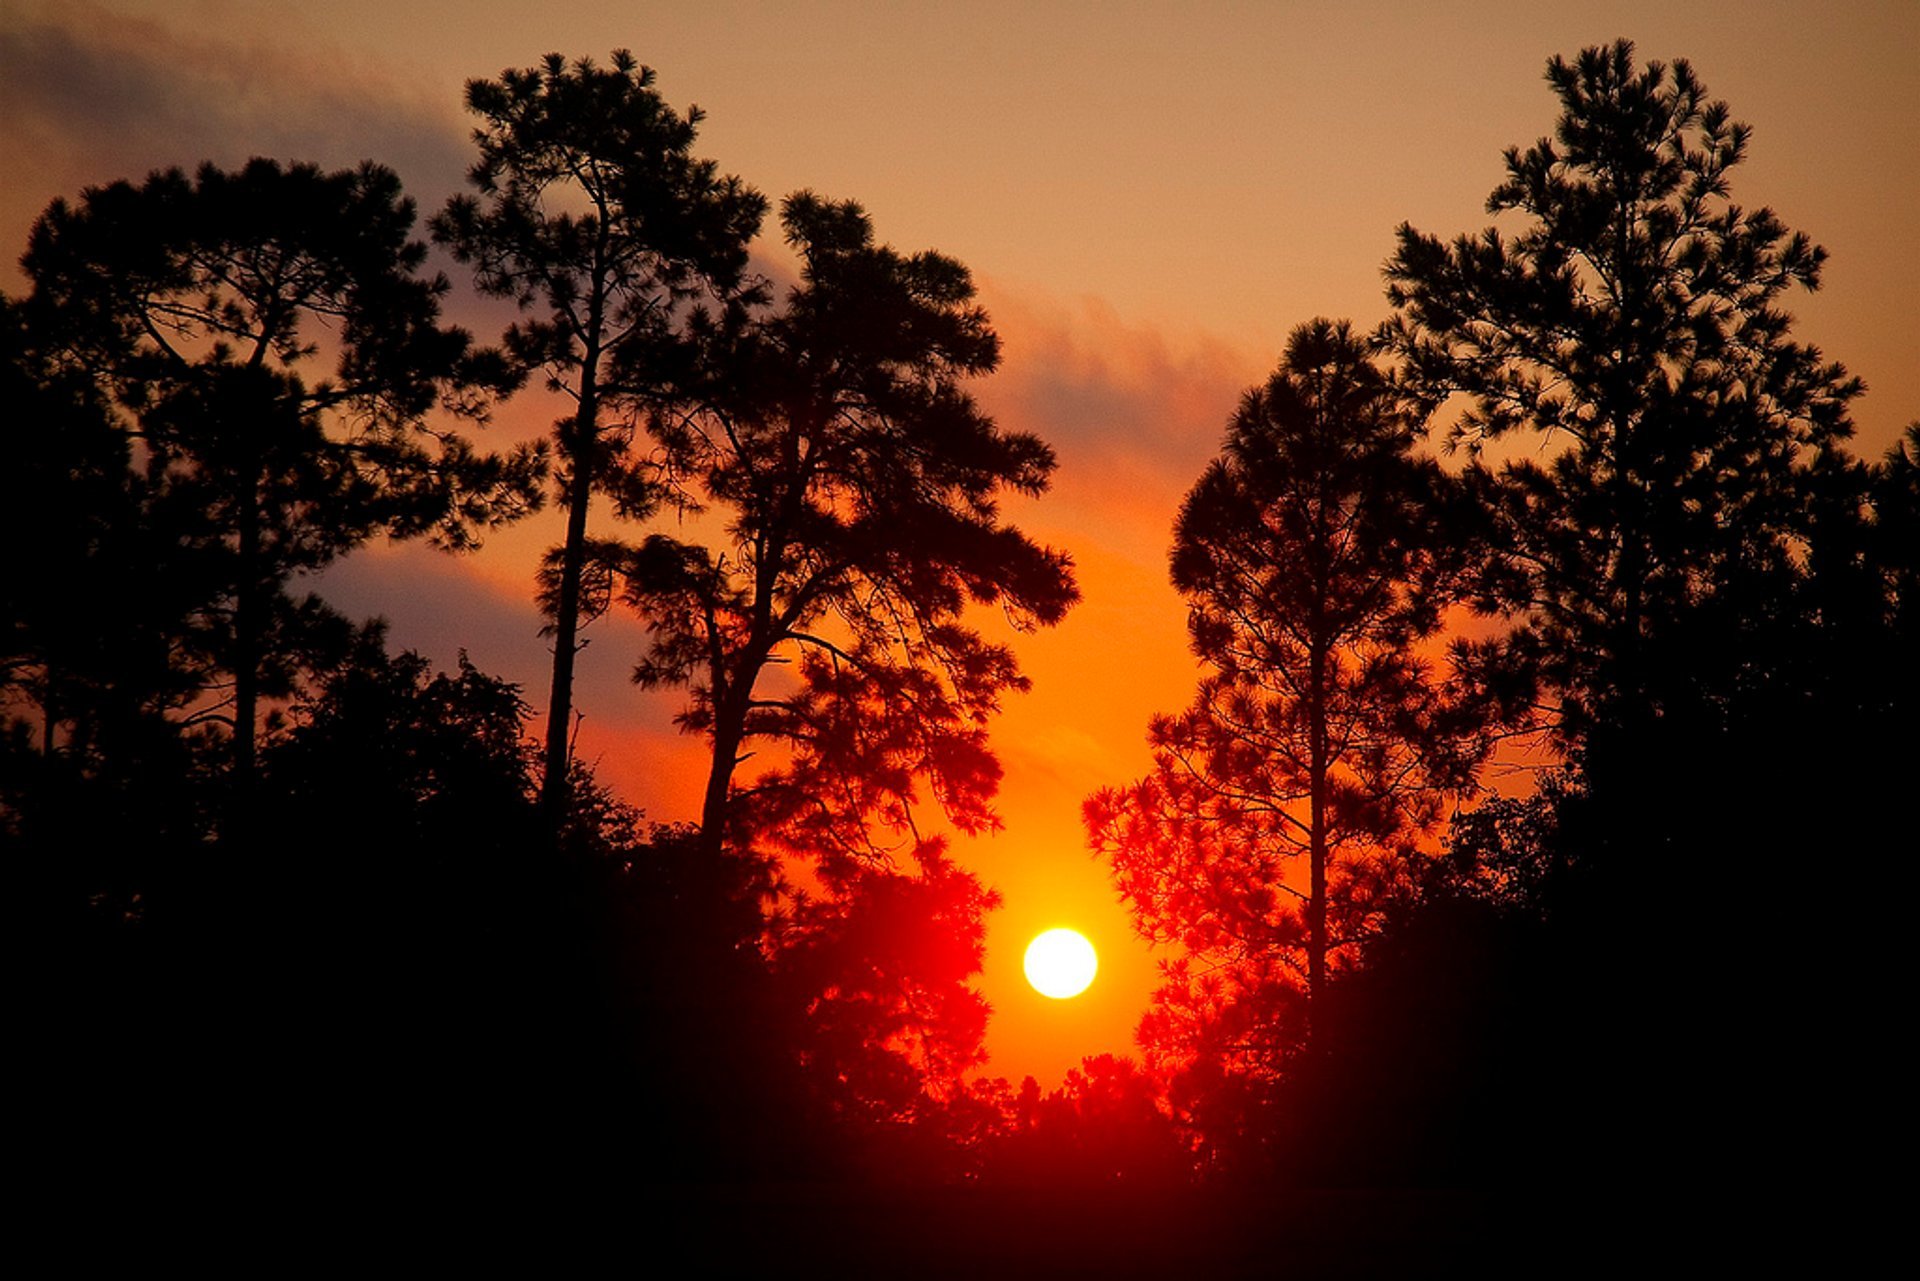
left=1307, top=636, right=1328, bottom=1006
left=540, top=392, right=599, bottom=830
left=697, top=696, right=746, bottom=863
left=695, top=618, right=784, bottom=862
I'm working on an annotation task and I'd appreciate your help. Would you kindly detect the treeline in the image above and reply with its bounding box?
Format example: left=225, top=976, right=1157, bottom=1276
left=1088, top=40, right=1917, bottom=1186
left=8, top=51, right=1080, bottom=1182
left=8, top=40, right=1914, bottom=1192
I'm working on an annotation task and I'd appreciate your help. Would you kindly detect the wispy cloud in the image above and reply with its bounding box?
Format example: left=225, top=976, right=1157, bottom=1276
left=978, top=283, right=1275, bottom=569
left=1, top=2, right=472, bottom=207
left=1, top=1, right=489, bottom=307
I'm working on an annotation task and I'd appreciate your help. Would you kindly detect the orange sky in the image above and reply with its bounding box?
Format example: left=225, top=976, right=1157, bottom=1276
left=5, top=0, right=1915, bottom=1086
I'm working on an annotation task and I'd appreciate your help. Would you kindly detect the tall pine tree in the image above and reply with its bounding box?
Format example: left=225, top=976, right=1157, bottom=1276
left=432, top=50, right=766, bottom=825
left=1086, top=320, right=1497, bottom=1102
left=20, top=158, right=539, bottom=826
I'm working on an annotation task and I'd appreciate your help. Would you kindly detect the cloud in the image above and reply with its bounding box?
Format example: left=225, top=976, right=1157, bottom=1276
left=984, top=285, right=1262, bottom=467
left=1, top=2, right=474, bottom=284
left=973, top=282, right=1277, bottom=576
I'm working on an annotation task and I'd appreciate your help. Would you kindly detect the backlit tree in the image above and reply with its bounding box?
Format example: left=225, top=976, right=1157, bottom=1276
left=615, top=194, right=1077, bottom=1135
left=18, top=158, right=540, bottom=812
left=1368, top=42, right=1903, bottom=1182
left=1377, top=39, right=1863, bottom=747
left=432, top=50, right=766, bottom=823
left=621, top=192, right=1078, bottom=868
left=1086, top=320, right=1497, bottom=1087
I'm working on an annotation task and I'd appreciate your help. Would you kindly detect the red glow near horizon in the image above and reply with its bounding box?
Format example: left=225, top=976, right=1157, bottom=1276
left=10, top=0, right=1913, bottom=1103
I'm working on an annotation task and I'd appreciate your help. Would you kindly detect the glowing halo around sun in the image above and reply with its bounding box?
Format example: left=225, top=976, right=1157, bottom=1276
left=1024, top=928, right=1098, bottom=999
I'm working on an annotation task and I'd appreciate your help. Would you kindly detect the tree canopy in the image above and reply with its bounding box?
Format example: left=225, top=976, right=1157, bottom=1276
left=432, top=49, right=767, bottom=822
left=1378, top=38, right=1863, bottom=745
left=624, top=191, right=1079, bottom=869
left=16, top=157, right=540, bottom=802
left=1086, top=319, right=1499, bottom=1121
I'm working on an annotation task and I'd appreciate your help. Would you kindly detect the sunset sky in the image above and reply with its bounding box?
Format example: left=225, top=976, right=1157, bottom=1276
left=6, top=0, right=1914, bottom=1086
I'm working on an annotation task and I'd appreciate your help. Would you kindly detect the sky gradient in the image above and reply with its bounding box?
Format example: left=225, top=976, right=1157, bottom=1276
left=6, top=0, right=1914, bottom=1086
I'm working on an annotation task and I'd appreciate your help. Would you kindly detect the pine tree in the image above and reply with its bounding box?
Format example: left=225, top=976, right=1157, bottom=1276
left=1086, top=319, right=1495, bottom=1077
left=431, top=50, right=766, bottom=824
left=1374, top=41, right=1899, bottom=1181
left=19, top=158, right=539, bottom=819
left=621, top=192, right=1078, bottom=867
left=1377, top=39, right=1862, bottom=747
left=613, top=194, right=1077, bottom=1139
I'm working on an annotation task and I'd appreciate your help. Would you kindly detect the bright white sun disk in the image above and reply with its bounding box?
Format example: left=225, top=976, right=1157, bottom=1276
left=1024, top=928, right=1098, bottom=999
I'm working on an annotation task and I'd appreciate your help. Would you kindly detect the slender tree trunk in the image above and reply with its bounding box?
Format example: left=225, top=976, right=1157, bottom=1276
left=698, top=698, right=746, bottom=862
left=695, top=515, right=786, bottom=860
left=695, top=607, right=787, bottom=860
left=1307, top=636, right=1328, bottom=1006
left=540, top=387, right=599, bottom=829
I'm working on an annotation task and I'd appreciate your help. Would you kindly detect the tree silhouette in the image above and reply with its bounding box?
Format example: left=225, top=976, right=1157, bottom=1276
left=620, top=192, right=1078, bottom=866
left=1378, top=39, right=1862, bottom=748
left=18, top=158, right=539, bottom=825
left=431, top=50, right=767, bottom=824
left=986, top=1055, right=1189, bottom=1186
left=237, top=631, right=678, bottom=1160
left=1085, top=320, right=1498, bottom=1102
left=1370, top=41, right=1906, bottom=1185
left=3, top=290, right=213, bottom=966
left=593, top=193, right=1077, bottom=1148
left=774, top=848, right=1002, bottom=1177
left=2, top=291, right=194, bottom=777
left=259, top=626, right=541, bottom=1044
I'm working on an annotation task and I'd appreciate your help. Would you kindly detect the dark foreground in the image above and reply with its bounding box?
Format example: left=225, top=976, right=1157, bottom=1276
left=46, top=1161, right=1884, bottom=1277
left=625, top=1183, right=1880, bottom=1277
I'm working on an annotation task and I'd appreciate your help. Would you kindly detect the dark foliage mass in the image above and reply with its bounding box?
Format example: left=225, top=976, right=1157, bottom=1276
left=10, top=39, right=1913, bottom=1260
left=628, top=190, right=1077, bottom=871
left=13, top=157, right=541, bottom=823
left=10, top=50, right=1074, bottom=1192
left=1087, top=38, right=1914, bottom=1189
left=1352, top=39, right=1913, bottom=1186
left=431, top=51, right=767, bottom=824
left=1087, top=320, right=1509, bottom=1142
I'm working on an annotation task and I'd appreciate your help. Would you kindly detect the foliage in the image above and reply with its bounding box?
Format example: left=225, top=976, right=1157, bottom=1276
left=265, top=624, right=537, bottom=851
left=1429, top=769, right=1577, bottom=915
left=1087, top=318, right=1499, bottom=1112
left=432, top=50, right=766, bottom=816
left=623, top=192, right=1077, bottom=866
left=1378, top=39, right=1863, bottom=743
left=17, top=158, right=540, bottom=793
left=1, top=292, right=214, bottom=865
left=258, top=625, right=546, bottom=1006
left=984, top=1056, right=1190, bottom=1186
left=773, top=847, right=1002, bottom=1176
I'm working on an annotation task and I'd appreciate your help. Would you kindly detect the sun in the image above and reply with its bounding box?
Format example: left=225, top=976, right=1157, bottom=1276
left=1024, top=928, right=1098, bottom=999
